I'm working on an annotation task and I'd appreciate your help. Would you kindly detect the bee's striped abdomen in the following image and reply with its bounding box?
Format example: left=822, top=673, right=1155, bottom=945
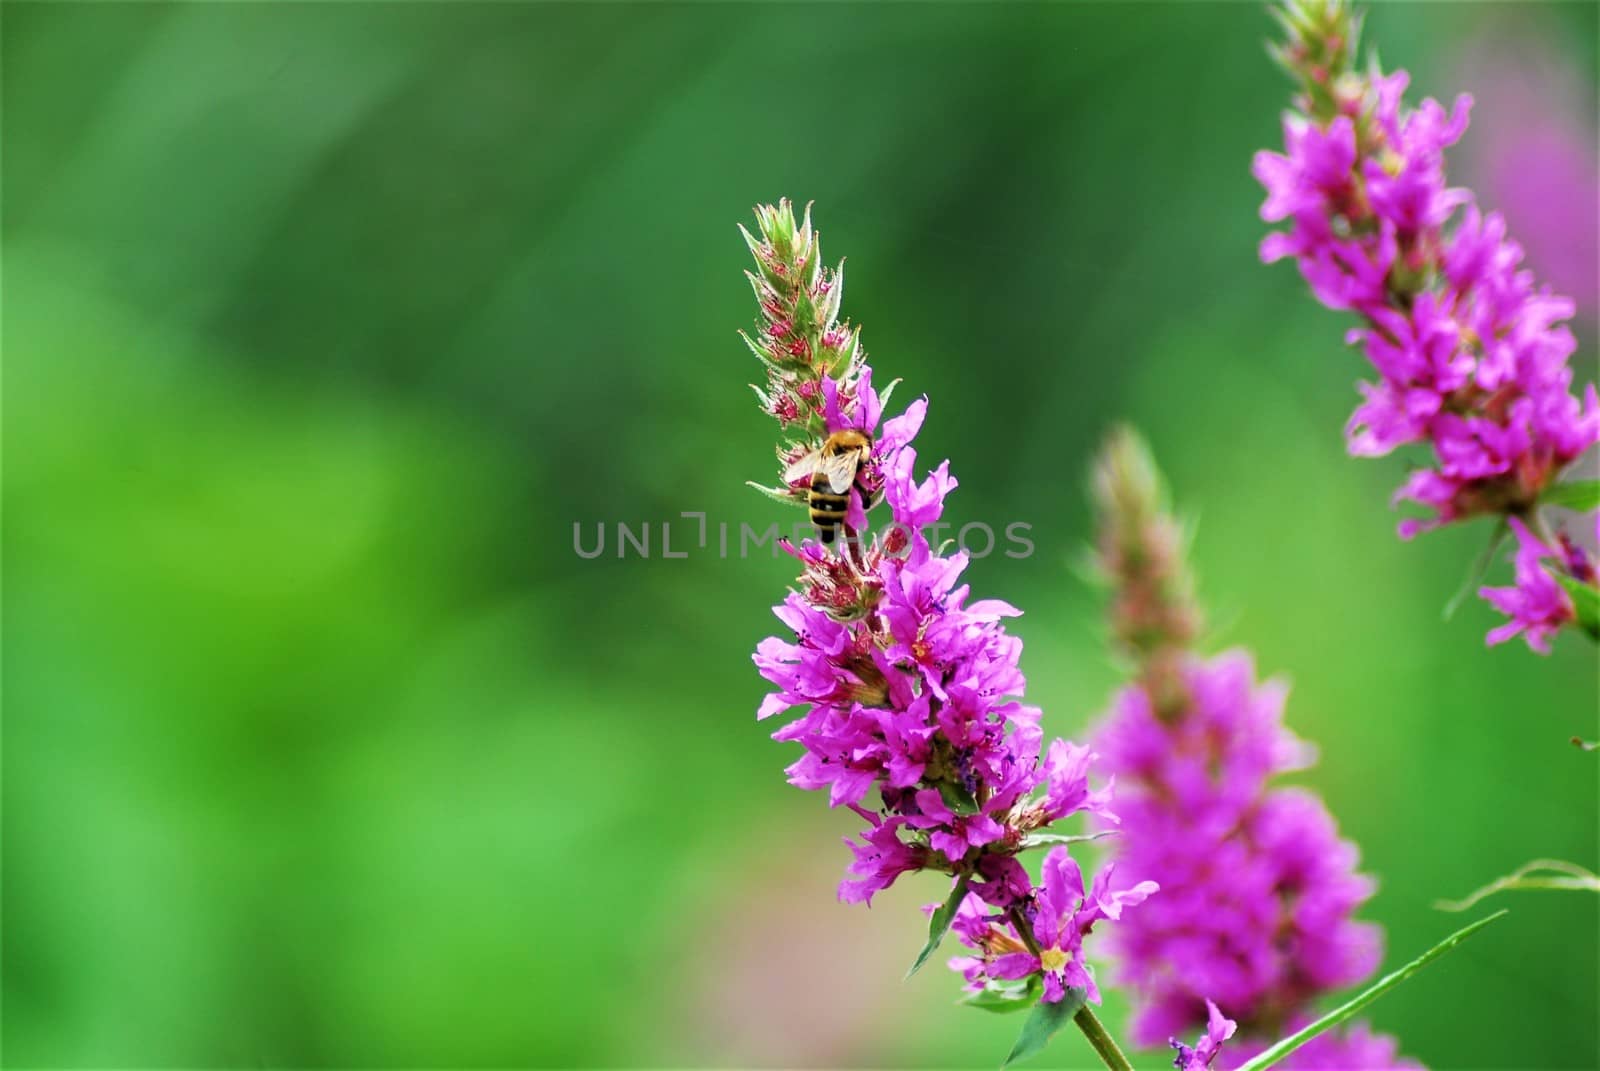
left=809, top=476, right=849, bottom=544
left=803, top=431, right=870, bottom=545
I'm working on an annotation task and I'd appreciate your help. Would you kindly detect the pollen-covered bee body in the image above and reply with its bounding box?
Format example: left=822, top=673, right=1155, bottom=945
left=783, top=429, right=873, bottom=543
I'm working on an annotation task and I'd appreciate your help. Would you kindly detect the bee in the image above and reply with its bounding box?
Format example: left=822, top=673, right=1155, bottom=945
left=784, top=429, right=874, bottom=543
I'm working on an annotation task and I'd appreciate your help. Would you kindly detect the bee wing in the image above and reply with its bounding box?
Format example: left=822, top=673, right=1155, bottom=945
left=782, top=448, right=823, bottom=486
left=818, top=449, right=864, bottom=494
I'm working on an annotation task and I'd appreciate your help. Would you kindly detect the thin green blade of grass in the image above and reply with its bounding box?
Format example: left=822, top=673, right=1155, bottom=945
left=1234, top=911, right=1508, bottom=1071
left=1435, top=860, right=1600, bottom=912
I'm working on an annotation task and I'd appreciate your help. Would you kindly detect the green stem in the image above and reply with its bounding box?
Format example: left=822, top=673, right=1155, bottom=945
left=1072, top=1005, right=1134, bottom=1071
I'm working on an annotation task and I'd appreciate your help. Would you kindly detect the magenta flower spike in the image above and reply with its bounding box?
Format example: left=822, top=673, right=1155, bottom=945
left=1253, top=0, right=1600, bottom=653
left=740, top=201, right=1152, bottom=1068
left=1086, top=427, right=1417, bottom=1069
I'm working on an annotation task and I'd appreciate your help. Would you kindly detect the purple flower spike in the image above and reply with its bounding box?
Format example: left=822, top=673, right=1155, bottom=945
left=1256, top=0, right=1600, bottom=652
left=740, top=202, right=1140, bottom=1028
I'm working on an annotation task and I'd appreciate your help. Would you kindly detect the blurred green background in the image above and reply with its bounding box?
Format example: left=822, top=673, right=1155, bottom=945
left=5, top=2, right=1597, bottom=1068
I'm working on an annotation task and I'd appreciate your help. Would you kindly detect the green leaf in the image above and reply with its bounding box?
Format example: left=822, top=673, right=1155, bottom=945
left=938, top=780, right=980, bottom=816
left=1435, top=860, right=1600, bottom=912
left=1001, top=987, right=1087, bottom=1068
left=960, top=977, right=1042, bottom=1014
left=1443, top=519, right=1508, bottom=621
left=1556, top=576, right=1600, bottom=639
left=1233, top=911, right=1508, bottom=1071
left=876, top=376, right=903, bottom=414
left=1019, top=830, right=1118, bottom=851
left=906, top=873, right=971, bottom=979
left=1541, top=479, right=1600, bottom=512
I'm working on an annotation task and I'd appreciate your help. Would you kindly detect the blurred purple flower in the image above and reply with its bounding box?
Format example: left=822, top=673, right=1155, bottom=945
left=1087, top=423, right=1413, bottom=1068
left=1450, top=25, right=1599, bottom=317
left=1093, top=654, right=1382, bottom=1045
left=1221, top=1020, right=1425, bottom=1071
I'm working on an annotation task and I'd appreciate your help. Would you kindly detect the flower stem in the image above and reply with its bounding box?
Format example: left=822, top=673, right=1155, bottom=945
left=1072, top=1005, right=1134, bottom=1071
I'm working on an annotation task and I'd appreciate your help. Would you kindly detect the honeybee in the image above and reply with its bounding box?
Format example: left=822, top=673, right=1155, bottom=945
left=784, top=429, right=873, bottom=543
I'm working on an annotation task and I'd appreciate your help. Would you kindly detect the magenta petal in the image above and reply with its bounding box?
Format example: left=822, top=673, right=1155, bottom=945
left=880, top=397, right=928, bottom=453
left=990, top=952, right=1039, bottom=981
left=1041, top=971, right=1066, bottom=1003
